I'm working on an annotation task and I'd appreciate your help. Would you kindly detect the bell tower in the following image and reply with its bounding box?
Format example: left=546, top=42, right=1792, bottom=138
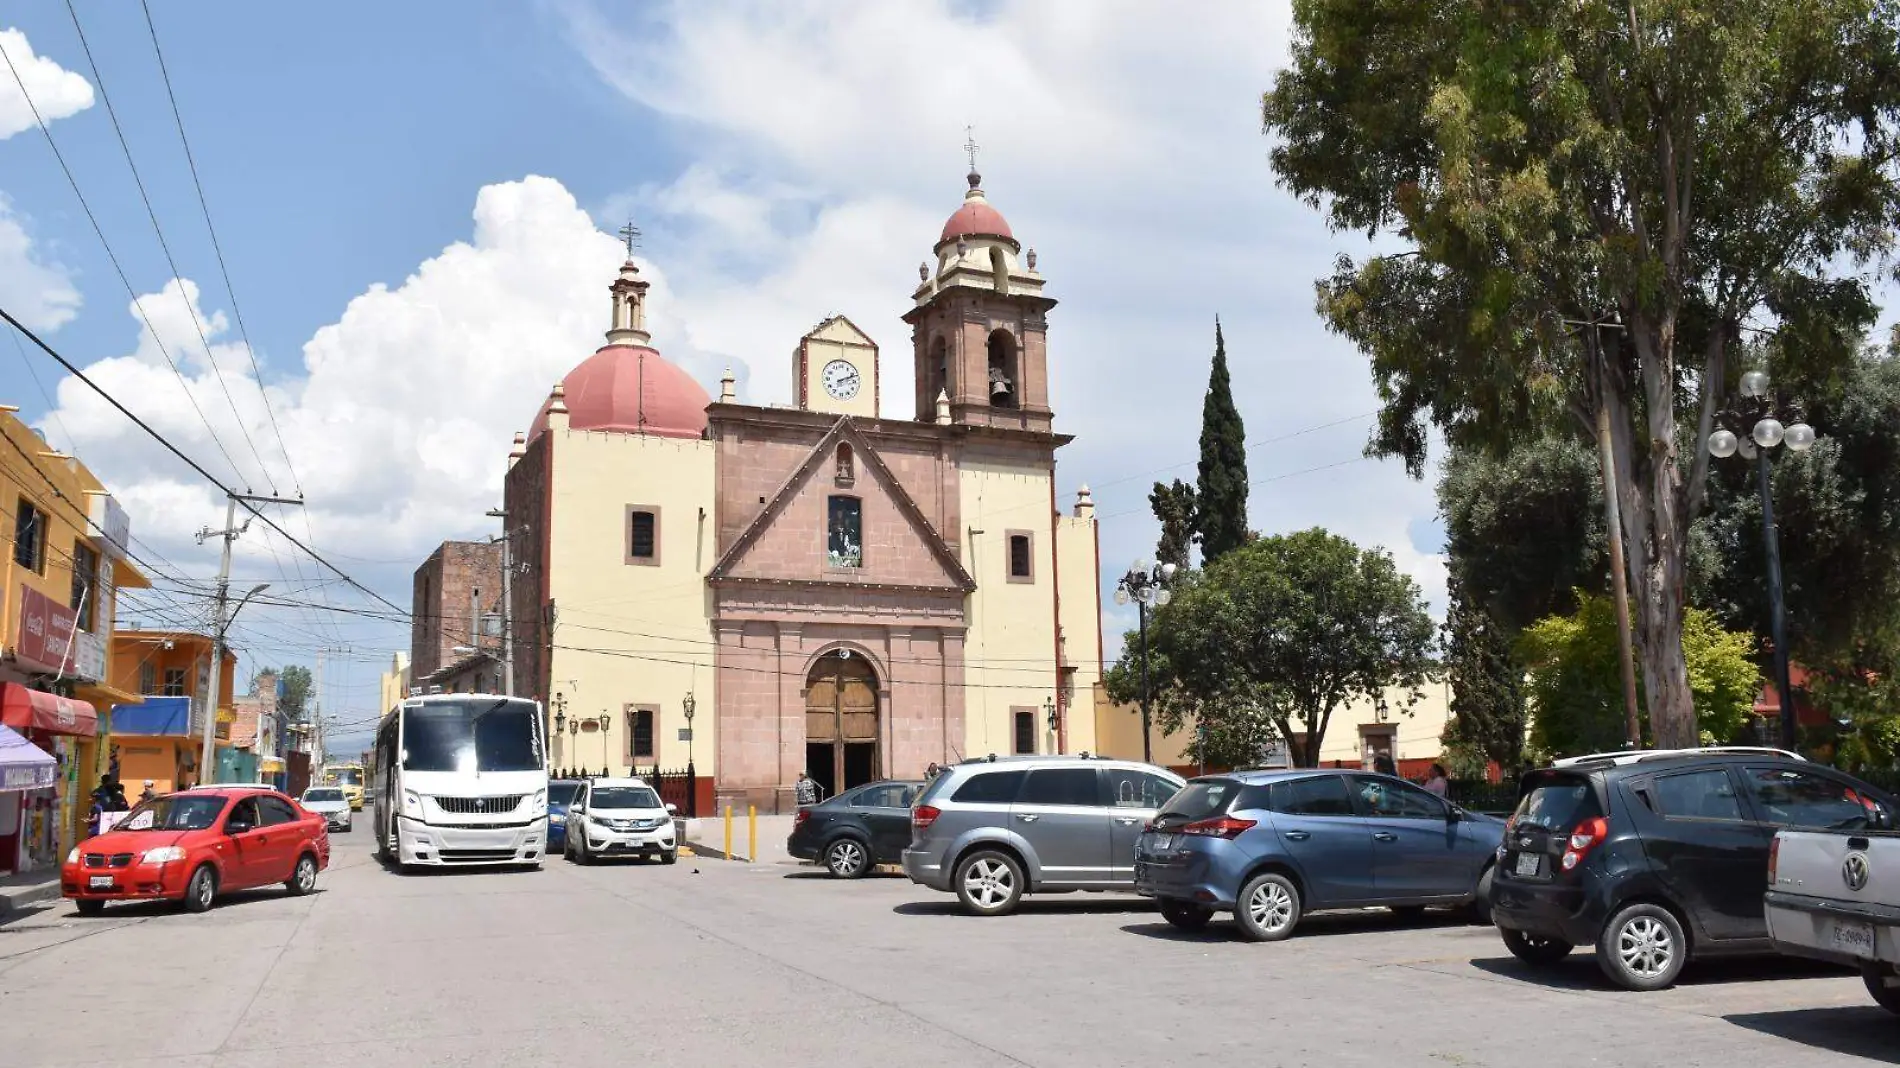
left=903, top=163, right=1056, bottom=432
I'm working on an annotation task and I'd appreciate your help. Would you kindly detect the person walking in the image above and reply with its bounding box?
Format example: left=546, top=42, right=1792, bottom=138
left=1423, top=763, right=1451, bottom=799
left=794, top=771, right=820, bottom=807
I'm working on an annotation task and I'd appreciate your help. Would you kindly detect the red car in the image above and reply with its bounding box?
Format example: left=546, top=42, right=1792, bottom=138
left=61, top=786, right=330, bottom=915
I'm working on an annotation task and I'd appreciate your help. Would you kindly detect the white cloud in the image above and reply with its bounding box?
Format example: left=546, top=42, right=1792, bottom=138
left=0, top=28, right=94, bottom=139
left=0, top=193, right=79, bottom=330
left=0, top=29, right=92, bottom=332
left=562, top=0, right=1446, bottom=652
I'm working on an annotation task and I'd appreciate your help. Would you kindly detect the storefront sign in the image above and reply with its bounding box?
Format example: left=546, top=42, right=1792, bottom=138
left=88, top=493, right=131, bottom=562
left=73, top=631, right=106, bottom=684
left=16, top=585, right=77, bottom=676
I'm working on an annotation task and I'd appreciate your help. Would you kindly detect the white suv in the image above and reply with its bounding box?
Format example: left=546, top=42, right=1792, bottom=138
left=563, top=777, right=678, bottom=865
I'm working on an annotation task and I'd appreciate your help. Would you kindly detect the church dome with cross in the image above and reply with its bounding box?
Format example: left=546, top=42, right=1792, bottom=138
left=526, top=238, right=711, bottom=442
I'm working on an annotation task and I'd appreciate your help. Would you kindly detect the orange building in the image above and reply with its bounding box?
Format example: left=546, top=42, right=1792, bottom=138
left=107, top=630, right=237, bottom=796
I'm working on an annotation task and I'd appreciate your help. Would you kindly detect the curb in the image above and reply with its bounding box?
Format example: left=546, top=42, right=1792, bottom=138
left=0, top=878, right=61, bottom=918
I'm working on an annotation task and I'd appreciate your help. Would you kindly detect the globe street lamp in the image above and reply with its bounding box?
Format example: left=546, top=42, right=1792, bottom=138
left=1114, top=559, right=1177, bottom=764
left=682, top=691, right=697, bottom=815
left=1707, top=370, right=1817, bottom=750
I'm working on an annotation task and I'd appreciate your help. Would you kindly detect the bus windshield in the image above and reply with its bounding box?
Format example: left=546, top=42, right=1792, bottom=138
left=330, top=767, right=361, bottom=785
left=402, top=699, right=542, bottom=773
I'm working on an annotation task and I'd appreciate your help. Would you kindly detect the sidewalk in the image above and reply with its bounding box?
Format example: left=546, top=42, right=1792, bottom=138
left=0, top=868, right=61, bottom=917
left=681, top=813, right=795, bottom=864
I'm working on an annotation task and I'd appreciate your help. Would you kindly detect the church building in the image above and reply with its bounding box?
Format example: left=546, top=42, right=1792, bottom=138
left=503, top=169, right=1103, bottom=812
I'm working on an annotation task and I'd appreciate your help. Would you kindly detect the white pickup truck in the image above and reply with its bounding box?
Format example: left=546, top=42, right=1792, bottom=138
left=1765, top=825, right=1900, bottom=1014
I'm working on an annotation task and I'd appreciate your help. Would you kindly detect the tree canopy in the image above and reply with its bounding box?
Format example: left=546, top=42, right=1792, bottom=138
left=1195, top=317, right=1249, bottom=562
left=1265, top=0, right=1900, bottom=747
left=1108, top=528, right=1436, bottom=767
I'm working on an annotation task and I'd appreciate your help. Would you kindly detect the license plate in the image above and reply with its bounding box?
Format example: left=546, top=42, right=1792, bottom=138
left=1151, top=834, right=1174, bottom=852
left=1831, top=919, right=1877, bottom=958
left=88, top=875, right=113, bottom=889
left=1514, top=852, right=1541, bottom=878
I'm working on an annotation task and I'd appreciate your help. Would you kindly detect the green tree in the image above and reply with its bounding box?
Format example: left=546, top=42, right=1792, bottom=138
left=1440, top=436, right=1606, bottom=634
left=1117, top=528, right=1435, bottom=767
left=1148, top=478, right=1198, bottom=576
left=1442, top=577, right=1529, bottom=772
left=1518, top=593, right=1758, bottom=757
left=1195, top=317, right=1249, bottom=562
left=278, top=665, right=313, bottom=723
left=1264, top=0, right=1900, bottom=748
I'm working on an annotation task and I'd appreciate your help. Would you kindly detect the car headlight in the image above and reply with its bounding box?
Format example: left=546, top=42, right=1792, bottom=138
left=66, top=848, right=79, bottom=865
left=141, top=846, right=186, bottom=864
left=404, top=790, right=422, bottom=813
left=533, top=788, right=547, bottom=814
left=550, top=813, right=565, bottom=824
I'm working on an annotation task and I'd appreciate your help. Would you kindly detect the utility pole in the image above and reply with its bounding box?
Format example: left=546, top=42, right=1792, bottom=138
left=197, top=492, right=301, bottom=779
left=486, top=507, right=514, bottom=696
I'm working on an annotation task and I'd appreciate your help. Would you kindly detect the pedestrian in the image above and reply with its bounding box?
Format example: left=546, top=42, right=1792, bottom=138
left=1423, top=763, right=1450, bottom=799
left=1373, top=753, right=1398, bottom=778
left=794, top=771, right=820, bottom=807
left=139, top=779, right=159, bottom=804
left=925, top=762, right=940, bottom=780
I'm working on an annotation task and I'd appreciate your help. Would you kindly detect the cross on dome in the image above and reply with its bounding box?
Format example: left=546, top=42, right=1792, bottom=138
left=617, top=219, right=642, bottom=260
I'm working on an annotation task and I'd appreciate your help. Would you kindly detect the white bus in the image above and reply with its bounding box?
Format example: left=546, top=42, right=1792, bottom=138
left=372, top=693, right=549, bottom=870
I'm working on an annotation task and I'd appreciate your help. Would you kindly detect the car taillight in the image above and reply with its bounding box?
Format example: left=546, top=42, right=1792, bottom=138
left=1560, top=816, right=1609, bottom=872
left=912, top=805, right=941, bottom=831
left=1767, top=836, right=1780, bottom=884
left=1180, top=817, right=1256, bottom=840
left=793, top=810, right=810, bottom=827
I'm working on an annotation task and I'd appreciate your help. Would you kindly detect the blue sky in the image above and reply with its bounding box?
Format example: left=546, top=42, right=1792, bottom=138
left=3, top=2, right=1479, bottom=749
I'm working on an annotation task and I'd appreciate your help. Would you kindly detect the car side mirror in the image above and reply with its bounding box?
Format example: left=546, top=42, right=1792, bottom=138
left=570, top=805, right=584, bottom=816
left=1873, top=804, right=1894, bottom=832
left=1446, top=806, right=1463, bottom=822
left=665, top=803, right=678, bottom=815
left=226, top=819, right=254, bottom=836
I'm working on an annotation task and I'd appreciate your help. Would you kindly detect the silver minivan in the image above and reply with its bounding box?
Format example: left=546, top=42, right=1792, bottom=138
left=901, top=755, right=1185, bottom=916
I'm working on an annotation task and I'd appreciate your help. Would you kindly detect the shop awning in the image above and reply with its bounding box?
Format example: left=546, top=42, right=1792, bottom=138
left=111, top=696, right=190, bottom=736
left=0, top=724, right=58, bottom=792
left=0, top=682, right=98, bottom=738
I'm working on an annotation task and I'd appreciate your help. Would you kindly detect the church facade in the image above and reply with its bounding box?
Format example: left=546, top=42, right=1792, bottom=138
left=503, top=171, right=1103, bottom=812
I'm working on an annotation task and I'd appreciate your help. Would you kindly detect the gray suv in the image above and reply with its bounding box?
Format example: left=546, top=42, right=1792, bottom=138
left=901, top=755, right=1185, bottom=916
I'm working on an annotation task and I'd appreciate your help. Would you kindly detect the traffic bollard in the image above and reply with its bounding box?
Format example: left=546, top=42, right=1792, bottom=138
left=748, top=804, right=757, bottom=862
left=723, top=804, right=733, bottom=860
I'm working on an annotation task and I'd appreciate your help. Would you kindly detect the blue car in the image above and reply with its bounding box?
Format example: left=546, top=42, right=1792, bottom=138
left=1134, top=769, right=1504, bottom=941
left=546, top=779, right=582, bottom=850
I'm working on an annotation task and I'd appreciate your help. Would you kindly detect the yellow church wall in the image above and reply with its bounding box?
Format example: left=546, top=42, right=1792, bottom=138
left=1054, top=511, right=1102, bottom=754
left=958, top=455, right=1062, bottom=759
left=543, top=426, right=718, bottom=776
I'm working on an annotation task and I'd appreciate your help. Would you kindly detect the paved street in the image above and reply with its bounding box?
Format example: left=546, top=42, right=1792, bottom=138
left=0, top=830, right=1895, bottom=1067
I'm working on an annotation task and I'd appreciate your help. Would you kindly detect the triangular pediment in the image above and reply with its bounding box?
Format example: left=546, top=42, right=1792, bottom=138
left=809, top=315, right=876, bottom=349
left=711, top=417, right=974, bottom=592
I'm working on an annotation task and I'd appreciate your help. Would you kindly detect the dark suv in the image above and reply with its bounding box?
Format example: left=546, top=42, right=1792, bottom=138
left=1491, top=747, right=1896, bottom=991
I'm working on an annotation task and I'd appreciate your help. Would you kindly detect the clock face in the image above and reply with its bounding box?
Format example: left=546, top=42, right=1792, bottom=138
left=822, top=359, right=861, bottom=400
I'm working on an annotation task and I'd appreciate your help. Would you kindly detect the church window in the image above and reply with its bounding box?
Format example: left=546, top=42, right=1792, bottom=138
left=626, top=706, right=656, bottom=763
left=627, top=507, right=659, bottom=565
left=827, top=496, right=862, bottom=569
left=923, top=335, right=948, bottom=419
left=835, top=443, right=855, bottom=484
left=1013, top=709, right=1036, bottom=755
left=1007, top=532, right=1034, bottom=582
left=987, top=329, right=1018, bottom=410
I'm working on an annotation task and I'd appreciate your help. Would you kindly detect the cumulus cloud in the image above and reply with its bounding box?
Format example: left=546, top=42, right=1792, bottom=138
left=0, top=28, right=92, bottom=331
left=562, top=0, right=1448, bottom=643
left=0, top=28, right=94, bottom=139
left=41, top=177, right=721, bottom=616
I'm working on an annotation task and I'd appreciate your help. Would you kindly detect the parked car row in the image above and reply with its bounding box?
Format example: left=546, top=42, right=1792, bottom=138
left=795, top=746, right=1900, bottom=1003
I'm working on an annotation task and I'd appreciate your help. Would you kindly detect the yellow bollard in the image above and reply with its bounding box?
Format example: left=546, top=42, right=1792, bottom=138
left=748, top=804, right=758, bottom=862
left=724, top=804, right=733, bottom=860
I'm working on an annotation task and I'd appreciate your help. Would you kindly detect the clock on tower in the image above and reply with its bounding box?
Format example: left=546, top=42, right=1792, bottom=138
left=796, top=316, right=879, bottom=417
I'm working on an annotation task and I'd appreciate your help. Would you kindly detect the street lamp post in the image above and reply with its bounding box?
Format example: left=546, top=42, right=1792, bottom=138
left=683, top=692, right=697, bottom=817
left=1114, top=559, right=1176, bottom=765
left=1707, top=370, right=1817, bottom=751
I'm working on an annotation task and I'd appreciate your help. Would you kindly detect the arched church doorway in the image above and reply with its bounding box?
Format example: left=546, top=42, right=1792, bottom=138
left=805, top=651, right=879, bottom=800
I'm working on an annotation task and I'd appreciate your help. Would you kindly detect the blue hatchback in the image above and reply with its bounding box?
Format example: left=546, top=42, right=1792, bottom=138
left=1134, top=769, right=1504, bottom=941
left=545, top=779, right=582, bottom=850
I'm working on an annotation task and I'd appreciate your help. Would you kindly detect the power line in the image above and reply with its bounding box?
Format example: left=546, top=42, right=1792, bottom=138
left=137, top=0, right=302, bottom=496
left=0, top=305, right=407, bottom=617
left=0, top=29, right=249, bottom=490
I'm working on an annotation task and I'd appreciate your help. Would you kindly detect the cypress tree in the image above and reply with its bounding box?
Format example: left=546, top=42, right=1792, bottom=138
left=1148, top=479, right=1197, bottom=577
left=1195, top=316, right=1249, bottom=561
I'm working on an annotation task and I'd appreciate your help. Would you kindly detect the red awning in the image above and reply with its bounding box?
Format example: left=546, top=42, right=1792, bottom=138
left=0, top=682, right=98, bottom=737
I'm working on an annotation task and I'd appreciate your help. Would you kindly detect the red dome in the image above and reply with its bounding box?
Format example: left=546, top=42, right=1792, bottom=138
left=529, top=344, right=710, bottom=441
left=940, top=197, right=1014, bottom=243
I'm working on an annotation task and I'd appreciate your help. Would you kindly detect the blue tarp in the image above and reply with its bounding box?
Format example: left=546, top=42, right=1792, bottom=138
left=111, top=696, right=191, bottom=736
left=0, top=724, right=57, bottom=792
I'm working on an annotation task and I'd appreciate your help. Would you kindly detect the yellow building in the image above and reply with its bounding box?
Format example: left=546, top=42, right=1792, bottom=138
left=106, top=630, right=238, bottom=795
left=498, top=168, right=1102, bottom=813
left=378, top=651, right=411, bottom=713
left=0, top=404, right=148, bottom=872
left=1093, top=677, right=1457, bottom=779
